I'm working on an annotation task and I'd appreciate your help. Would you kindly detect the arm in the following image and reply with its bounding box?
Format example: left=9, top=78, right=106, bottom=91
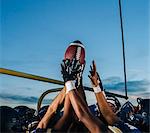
left=67, top=88, right=106, bottom=133
left=37, top=87, right=65, bottom=129
left=60, top=59, right=109, bottom=133
left=76, top=78, right=88, bottom=105
left=54, top=94, right=73, bottom=131
left=95, top=92, right=119, bottom=125
left=88, top=61, right=120, bottom=125
left=54, top=68, right=87, bottom=130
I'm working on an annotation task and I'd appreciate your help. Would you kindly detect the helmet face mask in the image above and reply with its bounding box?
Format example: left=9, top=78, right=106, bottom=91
left=106, top=95, right=121, bottom=113
left=107, top=102, right=118, bottom=113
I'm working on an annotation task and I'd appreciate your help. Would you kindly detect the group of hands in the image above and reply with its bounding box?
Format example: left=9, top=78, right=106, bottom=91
left=61, top=58, right=104, bottom=91
left=35, top=59, right=104, bottom=132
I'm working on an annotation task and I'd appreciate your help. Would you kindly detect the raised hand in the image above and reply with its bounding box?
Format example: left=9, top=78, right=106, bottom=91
left=88, top=60, right=104, bottom=91
left=61, top=59, right=82, bottom=83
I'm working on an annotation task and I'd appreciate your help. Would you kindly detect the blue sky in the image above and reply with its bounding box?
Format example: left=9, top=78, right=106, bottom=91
left=0, top=0, right=149, bottom=107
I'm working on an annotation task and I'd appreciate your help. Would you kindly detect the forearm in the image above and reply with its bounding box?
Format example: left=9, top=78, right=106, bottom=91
left=88, top=61, right=120, bottom=125
left=77, top=78, right=87, bottom=104
left=68, top=90, right=106, bottom=133
left=95, top=91, right=119, bottom=125
left=54, top=95, right=73, bottom=130
left=50, top=87, right=65, bottom=110
left=54, top=82, right=87, bottom=131
left=68, top=90, right=89, bottom=119
left=37, top=87, right=65, bottom=128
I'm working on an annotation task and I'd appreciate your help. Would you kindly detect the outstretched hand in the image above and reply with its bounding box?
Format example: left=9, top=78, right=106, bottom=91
left=88, top=60, right=103, bottom=91
left=61, top=59, right=82, bottom=83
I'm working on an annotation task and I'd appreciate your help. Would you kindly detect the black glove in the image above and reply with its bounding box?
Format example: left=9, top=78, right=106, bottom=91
left=75, top=63, right=85, bottom=88
left=61, top=59, right=82, bottom=83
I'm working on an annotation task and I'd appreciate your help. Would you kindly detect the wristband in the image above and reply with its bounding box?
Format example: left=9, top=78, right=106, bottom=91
left=65, top=80, right=76, bottom=94
left=93, top=85, right=102, bottom=93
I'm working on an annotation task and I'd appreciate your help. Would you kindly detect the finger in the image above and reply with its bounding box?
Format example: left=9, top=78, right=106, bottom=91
left=62, top=59, right=70, bottom=73
left=76, top=69, right=82, bottom=75
left=77, top=60, right=82, bottom=68
left=63, top=59, right=67, bottom=68
left=89, top=70, right=94, bottom=76
left=90, top=65, right=94, bottom=75
left=88, top=75, right=95, bottom=85
left=88, top=75, right=92, bottom=79
left=76, top=64, right=81, bottom=72
left=90, top=65, right=93, bottom=71
left=76, top=60, right=80, bottom=67
left=67, top=59, right=71, bottom=66
left=61, top=63, right=65, bottom=73
left=61, top=62, right=65, bottom=68
left=78, top=71, right=82, bottom=78
left=72, top=58, right=75, bottom=68
left=64, top=60, right=71, bottom=73
left=66, top=59, right=71, bottom=66
left=97, top=72, right=101, bottom=80
left=73, top=66, right=82, bottom=75
left=64, top=59, right=70, bottom=66
left=81, top=64, right=85, bottom=71
left=74, top=60, right=80, bottom=70
left=92, top=60, right=95, bottom=65
left=72, top=58, right=78, bottom=70
left=72, top=61, right=80, bottom=73
left=92, top=60, right=97, bottom=74
left=79, top=64, right=84, bottom=75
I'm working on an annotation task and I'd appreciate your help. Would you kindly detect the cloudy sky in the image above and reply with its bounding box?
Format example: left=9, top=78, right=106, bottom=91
left=1, top=0, right=149, bottom=108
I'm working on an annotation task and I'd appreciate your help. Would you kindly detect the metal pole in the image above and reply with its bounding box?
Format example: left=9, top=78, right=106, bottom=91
left=118, top=0, right=128, bottom=99
left=0, top=68, right=128, bottom=99
left=0, top=68, right=64, bottom=85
